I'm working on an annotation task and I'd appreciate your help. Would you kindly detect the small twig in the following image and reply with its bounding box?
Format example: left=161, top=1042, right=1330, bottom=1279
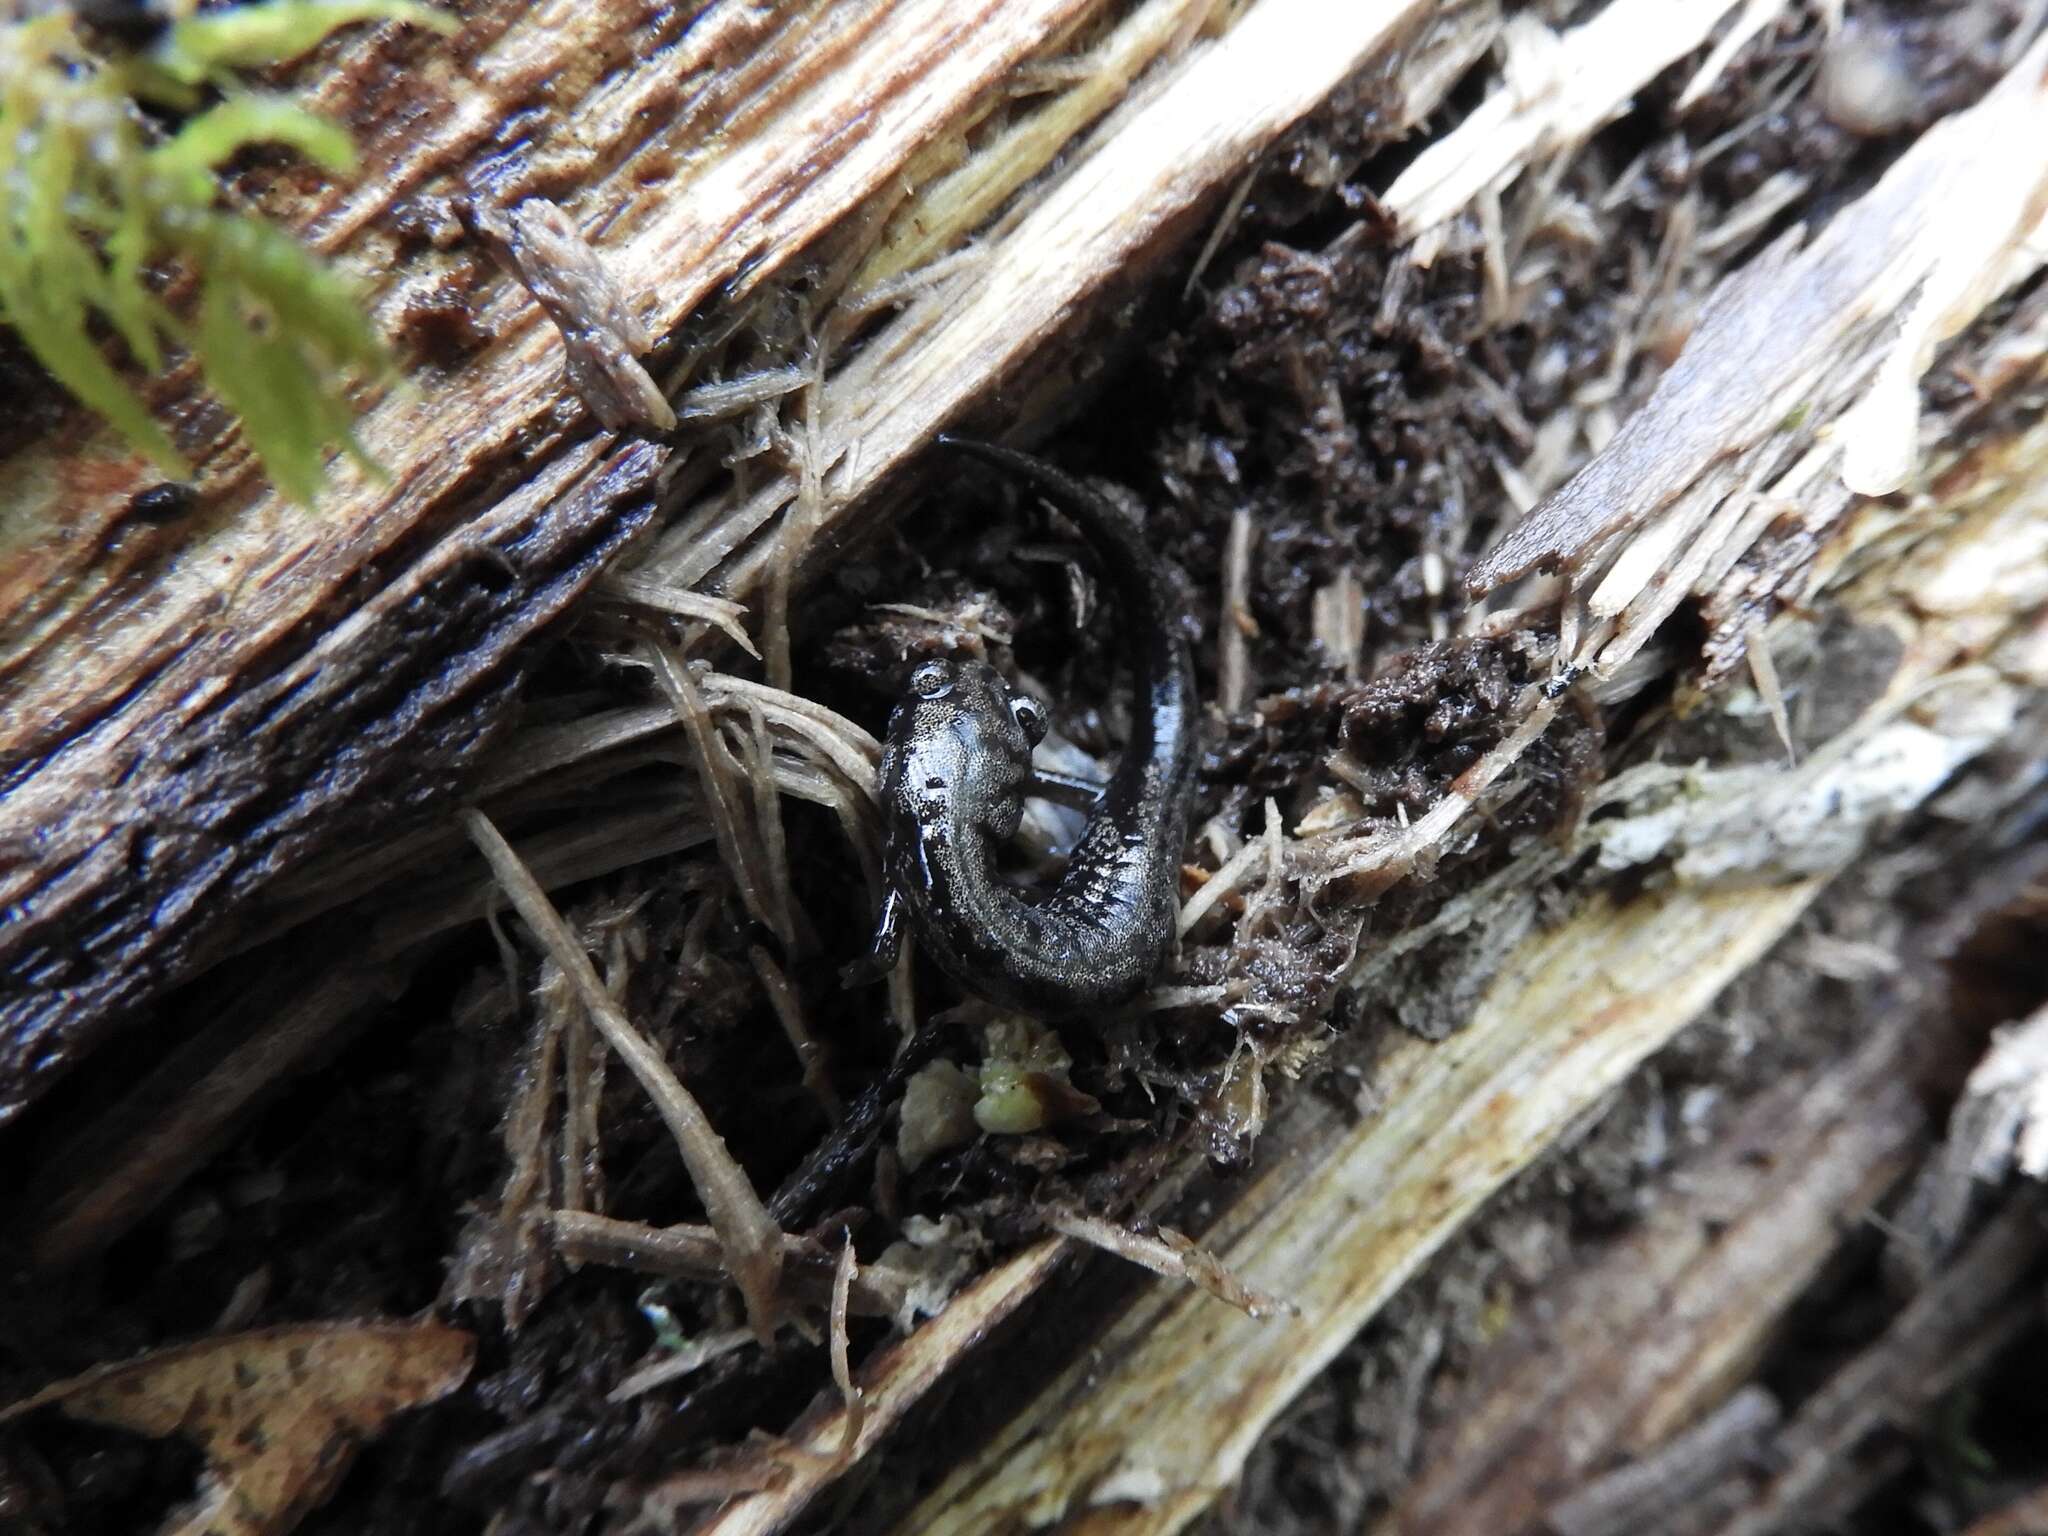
left=464, top=810, right=785, bottom=1343
left=673, top=366, right=811, bottom=423
left=838, top=243, right=989, bottom=318
left=1310, top=565, right=1364, bottom=680
left=597, top=575, right=760, bottom=657
left=651, top=641, right=785, bottom=944
left=696, top=672, right=882, bottom=789
left=547, top=1210, right=909, bottom=1321
left=1217, top=504, right=1256, bottom=714
left=607, top=1326, right=758, bottom=1404
left=763, top=348, right=826, bottom=693
left=616, top=1458, right=789, bottom=1519
left=751, top=945, right=843, bottom=1123
left=1045, top=1209, right=1297, bottom=1318
left=1183, top=165, right=1257, bottom=299
left=1744, top=616, right=1796, bottom=765
left=495, top=968, right=564, bottom=1327
left=827, top=1237, right=865, bottom=1466
left=560, top=950, right=606, bottom=1217
left=1314, top=693, right=1559, bottom=904
left=1177, top=833, right=1269, bottom=939
left=740, top=703, right=802, bottom=951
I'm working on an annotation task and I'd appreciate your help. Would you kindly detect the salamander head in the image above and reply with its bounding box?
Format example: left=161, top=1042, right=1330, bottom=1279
left=881, top=657, right=1047, bottom=840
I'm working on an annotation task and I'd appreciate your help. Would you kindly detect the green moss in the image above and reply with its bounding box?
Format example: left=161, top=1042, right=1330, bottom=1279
left=0, top=1, right=453, bottom=502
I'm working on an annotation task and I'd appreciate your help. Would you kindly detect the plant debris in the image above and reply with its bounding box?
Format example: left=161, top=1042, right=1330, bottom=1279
left=0, top=1322, right=473, bottom=1536
left=471, top=197, right=676, bottom=434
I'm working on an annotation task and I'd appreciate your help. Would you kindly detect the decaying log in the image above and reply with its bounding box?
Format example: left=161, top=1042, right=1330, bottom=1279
left=2, top=3, right=2046, bottom=1535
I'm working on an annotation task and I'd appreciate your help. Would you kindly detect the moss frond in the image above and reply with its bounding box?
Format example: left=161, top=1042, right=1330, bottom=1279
left=0, top=1, right=451, bottom=502
left=147, top=0, right=455, bottom=89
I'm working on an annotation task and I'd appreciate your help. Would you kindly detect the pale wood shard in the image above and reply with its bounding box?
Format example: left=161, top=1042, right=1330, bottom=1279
left=1387, top=0, right=1752, bottom=241
left=847, top=0, right=1228, bottom=297
left=1463, top=29, right=2048, bottom=681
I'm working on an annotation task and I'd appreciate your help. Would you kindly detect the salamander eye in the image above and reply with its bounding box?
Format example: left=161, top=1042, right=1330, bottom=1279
left=910, top=661, right=952, bottom=699
left=1009, top=695, right=1047, bottom=745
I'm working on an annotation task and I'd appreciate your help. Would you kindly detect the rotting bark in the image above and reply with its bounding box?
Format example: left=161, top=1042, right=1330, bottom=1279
left=1396, top=1012, right=1934, bottom=1535
left=1, top=4, right=2046, bottom=1536
left=0, top=434, right=665, bottom=1116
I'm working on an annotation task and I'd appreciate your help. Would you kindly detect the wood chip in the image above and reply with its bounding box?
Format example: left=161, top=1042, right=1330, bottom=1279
left=1388, top=0, right=1750, bottom=241
left=0, top=1322, right=474, bottom=1536
left=471, top=197, right=676, bottom=432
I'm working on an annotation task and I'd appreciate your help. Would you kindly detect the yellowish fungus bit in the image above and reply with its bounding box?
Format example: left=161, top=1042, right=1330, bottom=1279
left=973, top=1017, right=1101, bottom=1135
left=0, top=1, right=454, bottom=503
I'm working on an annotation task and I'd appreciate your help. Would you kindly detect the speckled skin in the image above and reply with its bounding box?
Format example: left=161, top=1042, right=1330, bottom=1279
left=871, top=438, right=1196, bottom=1016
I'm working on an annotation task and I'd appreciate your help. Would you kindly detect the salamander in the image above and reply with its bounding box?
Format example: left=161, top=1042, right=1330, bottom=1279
left=859, top=436, right=1196, bottom=1016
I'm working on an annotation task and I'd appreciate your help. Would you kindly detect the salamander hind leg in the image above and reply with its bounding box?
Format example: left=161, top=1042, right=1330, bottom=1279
left=840, top=886, right=905, bottom=989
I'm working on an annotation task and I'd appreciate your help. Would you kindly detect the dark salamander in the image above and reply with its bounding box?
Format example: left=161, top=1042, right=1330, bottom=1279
left=861, top=436, right=1196, bottom=1016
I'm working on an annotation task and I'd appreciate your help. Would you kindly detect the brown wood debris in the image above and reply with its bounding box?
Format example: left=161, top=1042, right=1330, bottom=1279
left=1394, top=1015, right=1930, bottom=1535
left=0, top=1322, right=475, bottom=1536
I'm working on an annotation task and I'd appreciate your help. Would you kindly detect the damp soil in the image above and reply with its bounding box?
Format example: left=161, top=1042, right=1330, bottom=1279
left=1, top=4, right=2043, bottom=1534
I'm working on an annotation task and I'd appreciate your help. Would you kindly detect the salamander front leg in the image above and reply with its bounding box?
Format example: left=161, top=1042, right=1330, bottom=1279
left=1025, top=768, right=1107, bottom=812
